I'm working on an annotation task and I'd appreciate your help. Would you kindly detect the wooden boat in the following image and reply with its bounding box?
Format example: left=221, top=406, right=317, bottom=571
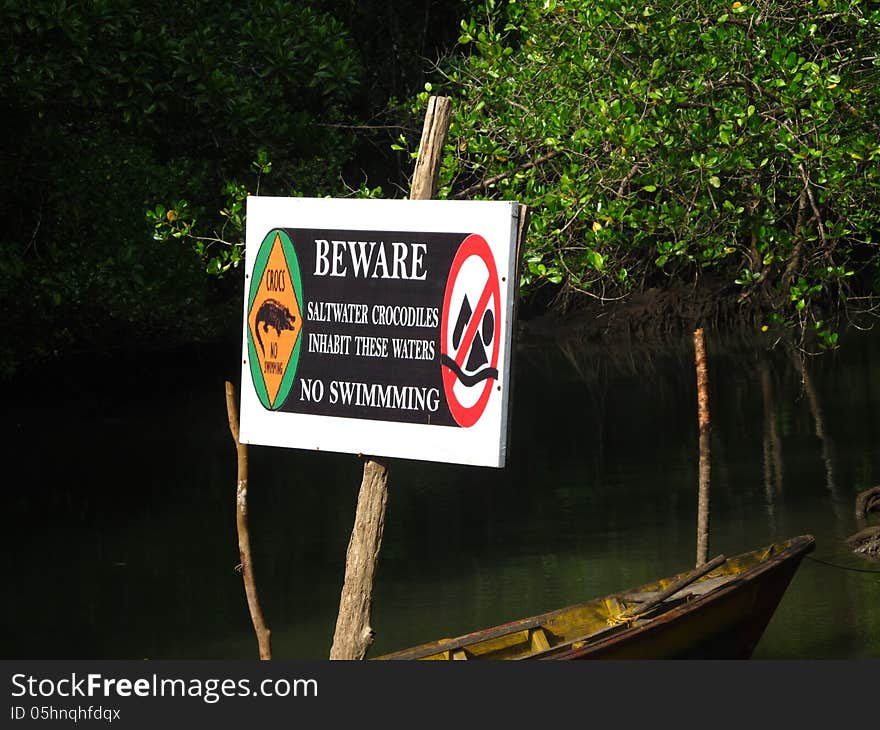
left=375, top=534, right=815, bottom=660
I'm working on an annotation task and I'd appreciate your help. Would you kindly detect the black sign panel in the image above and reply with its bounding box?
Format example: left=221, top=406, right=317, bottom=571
left=260, top=227, right=474, bottom=427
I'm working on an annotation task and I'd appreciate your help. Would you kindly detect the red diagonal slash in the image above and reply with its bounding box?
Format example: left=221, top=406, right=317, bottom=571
left=455, top=274, right=494, bottom=369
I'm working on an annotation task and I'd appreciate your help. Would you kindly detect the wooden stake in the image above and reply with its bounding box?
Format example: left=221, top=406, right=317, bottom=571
left=328, top=458, right=390, bottom=660
left=693, top=329, right=711, bottom=568
left=225, top=381, right=272, bottom=660
left=409, top=95, right=453, bottom=201
left=329, top=96, right=453, bottom=660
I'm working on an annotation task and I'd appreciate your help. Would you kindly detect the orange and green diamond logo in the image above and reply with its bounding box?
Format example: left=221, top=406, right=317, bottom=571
left=247, top=229, right=304, bottom=410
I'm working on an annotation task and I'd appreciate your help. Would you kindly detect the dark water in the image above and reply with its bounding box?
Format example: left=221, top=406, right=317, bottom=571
left=4, top=326, right=879, bottom=660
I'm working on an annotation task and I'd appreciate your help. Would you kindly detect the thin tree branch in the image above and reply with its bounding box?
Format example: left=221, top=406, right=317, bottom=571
left=798, top=162, right=829, bottom=252
left=452, top=149, right=566, bottom=199
left=225, top=381, right=272, bottom=660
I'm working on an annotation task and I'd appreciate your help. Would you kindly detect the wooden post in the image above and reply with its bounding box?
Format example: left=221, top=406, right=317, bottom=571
left=328, top=457, right=390, bottom=660
left=225, top=381, right=272, bottom=660
left=329, top=96, right=453, bottom=660
left=693, top=329, right=711, bottom=568
left=409, top=95, right=453, bottom=201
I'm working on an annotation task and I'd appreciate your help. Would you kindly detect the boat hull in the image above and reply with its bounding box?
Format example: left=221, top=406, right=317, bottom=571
left=555, top=538, right=810, bottom=659
left=375, top=535, right=815, bottom=661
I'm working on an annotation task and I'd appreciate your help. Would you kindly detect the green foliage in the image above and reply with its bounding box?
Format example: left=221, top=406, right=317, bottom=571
left=147, top=148, right=388, bottom=278
left=0, top=0, right=365, bottom=371
left=423, top=0, right=880, bottom=348
left=145, top=1, right=473, bottom=275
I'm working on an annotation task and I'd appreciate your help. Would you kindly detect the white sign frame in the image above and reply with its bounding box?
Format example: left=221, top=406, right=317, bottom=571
left=239, top=196, right=522, bottom=468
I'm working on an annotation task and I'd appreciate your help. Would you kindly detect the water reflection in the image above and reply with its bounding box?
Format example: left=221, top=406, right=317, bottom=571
left=3, top=327, right=880, bottom=660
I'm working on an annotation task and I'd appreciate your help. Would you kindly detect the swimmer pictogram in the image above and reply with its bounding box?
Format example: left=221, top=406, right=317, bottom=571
left=440, top=233, right=501, bottom=427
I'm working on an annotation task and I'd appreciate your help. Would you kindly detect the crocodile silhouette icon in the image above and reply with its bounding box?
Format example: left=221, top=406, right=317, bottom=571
left=254, top=298, right=297, bottom=356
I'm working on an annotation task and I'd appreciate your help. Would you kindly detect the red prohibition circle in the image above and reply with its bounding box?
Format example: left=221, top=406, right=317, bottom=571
left=441, top=233, right=501, bottom=427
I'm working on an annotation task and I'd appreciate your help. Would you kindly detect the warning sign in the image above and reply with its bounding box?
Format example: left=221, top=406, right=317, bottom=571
left=239, top=197, right=522, bottom=468
left=246, top=230, right=304, bottom=410
left=441, top=234, right=501, bottom=428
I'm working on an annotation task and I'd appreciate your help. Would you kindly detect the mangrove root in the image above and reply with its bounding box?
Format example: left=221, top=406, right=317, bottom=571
left=855, top=486, right=880, bottom=522
left=846, top=525, right=880, bottom=560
